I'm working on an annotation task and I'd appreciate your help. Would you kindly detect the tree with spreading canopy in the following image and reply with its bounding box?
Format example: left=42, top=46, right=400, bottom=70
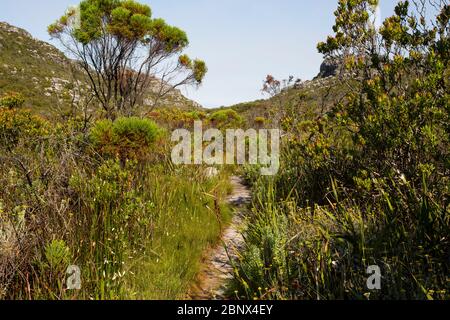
left=48, top=0, right=207, bottom=119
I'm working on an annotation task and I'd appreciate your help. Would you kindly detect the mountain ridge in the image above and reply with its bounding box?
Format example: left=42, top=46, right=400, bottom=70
left=0, top=21, right=202, bottom=117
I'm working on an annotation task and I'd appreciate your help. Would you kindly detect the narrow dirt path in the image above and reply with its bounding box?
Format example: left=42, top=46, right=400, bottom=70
left=188, top=176, right=251, bottom=300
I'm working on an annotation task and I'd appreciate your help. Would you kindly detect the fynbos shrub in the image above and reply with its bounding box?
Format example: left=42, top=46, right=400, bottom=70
left=0, top=108, right=49, bottom=149
left=90, top=117, right=161, bottom=163
left=0, top=92, right=25, bottom=110
left=209, top=109, right=244, bottom=129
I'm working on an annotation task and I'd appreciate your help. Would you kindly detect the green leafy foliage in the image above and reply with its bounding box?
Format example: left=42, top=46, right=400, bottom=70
left=44, top=240, right=71, bottom=271
left=233, top=0, right=449, bottom=300
left=209, top=109, right=244, bottom=129
left=254, top=117, right=266, bottom=127
left=0, top=110, right=232, bottom=300
left=0, top=108, right=49, bottom=149
left=90, top=117, right=161, bottom=163
left=0, top=92, right=25, bottom=109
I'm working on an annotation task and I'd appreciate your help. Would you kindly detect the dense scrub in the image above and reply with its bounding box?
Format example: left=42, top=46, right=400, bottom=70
left=0, top=0, right=237, bottom=300
left=232, top=1, right=449, bottom=300
left=1, top=0, right=448, bottom=302
left=0, top=100, right=232, bottom=299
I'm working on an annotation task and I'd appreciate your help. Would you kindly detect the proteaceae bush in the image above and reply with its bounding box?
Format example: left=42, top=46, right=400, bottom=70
left=254, top=117, right=266, bottom=127
left=0, top=92, right=25, bottom=110
left=48, top=0, right=207, bottom=118
left=0, top=108, right=49, bottom=149
left=209, top=109, right=244, bottom=129
left=90, top=117, right=161, bottom=163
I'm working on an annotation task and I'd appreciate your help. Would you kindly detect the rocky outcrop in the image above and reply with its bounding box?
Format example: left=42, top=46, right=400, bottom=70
left=316, top=57, right=340, bottom=78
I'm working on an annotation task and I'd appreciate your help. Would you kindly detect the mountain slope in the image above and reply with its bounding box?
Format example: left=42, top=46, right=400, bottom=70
left=0, top=21, right=201, bottom=116
left=211, top=72, right=348, bottom=128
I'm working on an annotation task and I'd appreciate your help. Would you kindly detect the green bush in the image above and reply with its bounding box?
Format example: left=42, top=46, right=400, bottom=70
left=0, top=92, right=25, bottom=109
left=112, top=117, right=160, bottom=145
left=44, top=240, right=71, bottom=271
left=209, top=109, right=244, bottom=128
left=254, top=117, right=266, bottom=126
left=90, top=117, right=161, bottom=163
left=234, top=170, right=449, bottom=299
left=0, top=108, right=49, bottom=149
left=149, top=108, right=207, bottom=129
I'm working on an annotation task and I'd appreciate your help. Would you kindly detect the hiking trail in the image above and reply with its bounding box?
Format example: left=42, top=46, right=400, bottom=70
left=188, top=176, right=251, bottom=300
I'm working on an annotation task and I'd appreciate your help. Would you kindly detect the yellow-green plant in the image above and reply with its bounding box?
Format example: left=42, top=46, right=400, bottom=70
left=209, top=109, right=244, bottom=129
left=0, top=92, right=25, bottom=110
left=90, top=117, right=161, bottom=164
left=44, top=240, right=71, bottom=271
left=0, top=108, right=49, bottom=150
left=233, top=0, right=449, bottom=300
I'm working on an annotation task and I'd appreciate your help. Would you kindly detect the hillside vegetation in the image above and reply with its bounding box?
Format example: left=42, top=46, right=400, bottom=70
left=0, top=21, right=201, bottom=118
left=229, top=0, right=449, bottom=300
left=0, top=0, right=224, bottom=300
left=0, top=0, right=448, bottom=301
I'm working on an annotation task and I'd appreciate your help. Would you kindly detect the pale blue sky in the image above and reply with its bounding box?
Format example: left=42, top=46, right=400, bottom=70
left=0, top=0, right=400, bottom=107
